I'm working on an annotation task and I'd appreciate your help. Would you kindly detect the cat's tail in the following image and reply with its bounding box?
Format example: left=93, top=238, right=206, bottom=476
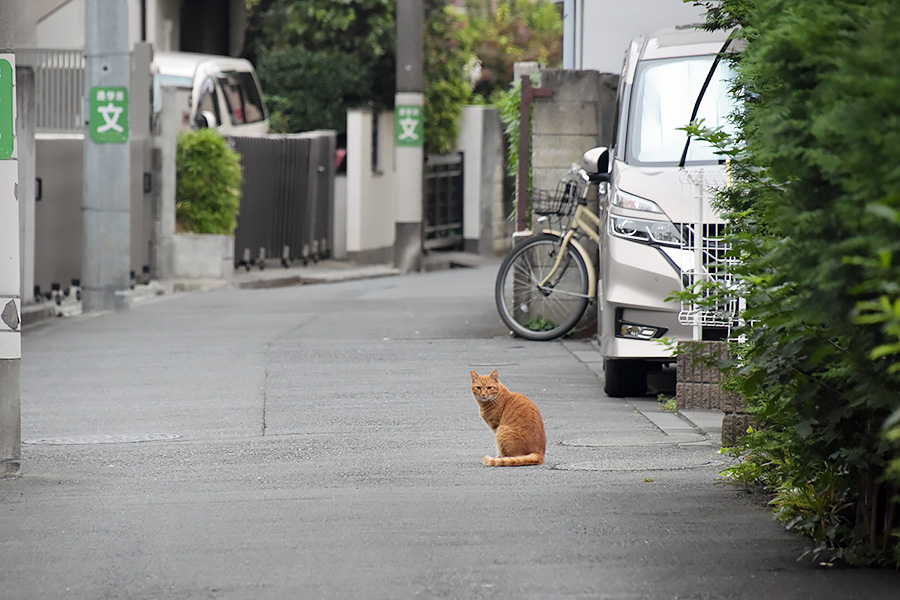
left=483, top=453, right=544, bottom=467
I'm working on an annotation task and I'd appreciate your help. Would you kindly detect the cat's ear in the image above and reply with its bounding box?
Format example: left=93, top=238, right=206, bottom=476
left=470, top=370, right=479, bottom=382
left=490, top=370, right=499, bottom=381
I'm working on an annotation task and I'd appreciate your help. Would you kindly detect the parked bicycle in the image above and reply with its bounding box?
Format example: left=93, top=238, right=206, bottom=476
left=494, top=149, right=609, bottom=341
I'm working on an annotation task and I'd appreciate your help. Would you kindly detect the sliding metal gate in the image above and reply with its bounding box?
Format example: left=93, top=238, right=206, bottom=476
left=230, top=132, right=336, bottom=269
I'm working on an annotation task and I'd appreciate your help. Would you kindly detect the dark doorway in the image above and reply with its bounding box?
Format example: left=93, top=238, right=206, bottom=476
left=180, top=0, right=231, bottom=55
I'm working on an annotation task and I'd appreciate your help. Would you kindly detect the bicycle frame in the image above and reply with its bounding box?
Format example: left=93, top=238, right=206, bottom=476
left=537, top=203, right=601, bottom=299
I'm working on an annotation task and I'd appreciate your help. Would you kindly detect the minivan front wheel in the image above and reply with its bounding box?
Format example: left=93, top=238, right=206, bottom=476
left=603, top=359, right=648, bottom=398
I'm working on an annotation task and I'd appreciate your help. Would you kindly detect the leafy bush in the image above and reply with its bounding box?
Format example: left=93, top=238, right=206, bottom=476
left=688, top=0, right=900, bottom=565
left=244, top=0, right=396, bottom=134
left=464, top=0, right=563, bottom=100
left=423, top=2, right=476, bottom=154
left=257, top=47, right=371, bottom=134
left=245, top=0, right=561, bottom=157
left=492, top=77, right=523, bottom=181
left=175, top=129, right=242, bottom=235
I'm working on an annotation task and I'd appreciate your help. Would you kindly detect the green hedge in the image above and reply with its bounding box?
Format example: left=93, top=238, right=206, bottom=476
left=691, top=0, right=900, bottom=566
left=175, top=129, right=242, bottom=235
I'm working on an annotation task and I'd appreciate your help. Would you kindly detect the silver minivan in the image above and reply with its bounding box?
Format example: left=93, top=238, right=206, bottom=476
left=152, top=51, right=270, bottom=134
left=590, top=25, right=737, bottom=397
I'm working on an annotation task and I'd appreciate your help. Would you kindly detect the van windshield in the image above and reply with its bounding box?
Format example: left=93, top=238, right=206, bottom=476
left=626, top=55, right=736, bottom=166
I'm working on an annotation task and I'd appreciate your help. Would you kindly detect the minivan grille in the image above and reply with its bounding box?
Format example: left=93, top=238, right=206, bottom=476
left=676, top=221, right=741, bottom=327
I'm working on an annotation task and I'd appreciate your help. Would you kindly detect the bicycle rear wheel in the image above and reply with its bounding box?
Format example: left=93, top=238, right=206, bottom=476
left=494, top=234, right=590, bottom=341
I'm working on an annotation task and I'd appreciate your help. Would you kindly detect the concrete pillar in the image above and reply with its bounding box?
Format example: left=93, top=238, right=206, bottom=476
left=150, top=86, right=178, bottom=281
left=82, top=0, right=131, bottom=312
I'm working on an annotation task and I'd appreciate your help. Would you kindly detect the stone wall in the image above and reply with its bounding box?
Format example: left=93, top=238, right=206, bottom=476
left=532, top=69, right=619, bottom=198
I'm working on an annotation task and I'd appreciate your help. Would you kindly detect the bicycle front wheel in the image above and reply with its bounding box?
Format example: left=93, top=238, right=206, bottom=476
left=494, top=234, right=590, bottom=341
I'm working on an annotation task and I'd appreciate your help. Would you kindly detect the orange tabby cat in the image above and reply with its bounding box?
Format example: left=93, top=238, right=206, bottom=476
left=471, top=369, right=546, bottom=466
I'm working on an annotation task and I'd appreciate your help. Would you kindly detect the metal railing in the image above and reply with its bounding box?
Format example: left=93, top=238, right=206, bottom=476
left=16, top=48, right=85, bottom=133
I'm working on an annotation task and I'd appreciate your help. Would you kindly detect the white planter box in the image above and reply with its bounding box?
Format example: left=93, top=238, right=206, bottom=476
left=171, top=233, right=234, bottom=280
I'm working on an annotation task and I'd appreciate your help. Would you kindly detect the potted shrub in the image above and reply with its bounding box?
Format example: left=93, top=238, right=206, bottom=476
left=172, top=128, right=242, bottom=279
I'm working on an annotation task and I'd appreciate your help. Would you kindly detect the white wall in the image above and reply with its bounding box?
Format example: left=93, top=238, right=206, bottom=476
left=457, top=105, right=502, bottom=256
left=35, top=0, right=85, bottom=47
left=147, top=0, right=181, bottom=52
left=576, top=0, right=707, bottom=74
left=344, top=109, right=395, bottom=260
left=25, top=0, right=179, bottom=51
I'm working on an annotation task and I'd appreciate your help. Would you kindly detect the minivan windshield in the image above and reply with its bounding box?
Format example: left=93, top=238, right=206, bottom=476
left=626, top=55, right=736, bottom=166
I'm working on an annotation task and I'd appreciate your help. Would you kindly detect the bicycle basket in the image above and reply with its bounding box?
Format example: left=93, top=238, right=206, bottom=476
left=532, top=179, right=583, bottom=216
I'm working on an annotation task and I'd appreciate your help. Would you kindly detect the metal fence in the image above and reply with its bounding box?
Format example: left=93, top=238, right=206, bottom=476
left=423, top=152, right=464, bottom=251
left=16, top=48, right=84, bottom=133
left=230, top=132, right=336, bottom=269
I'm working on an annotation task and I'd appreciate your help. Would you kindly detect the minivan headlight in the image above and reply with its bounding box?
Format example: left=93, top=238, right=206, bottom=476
left=610, top=216, right=683, bottom=247
left=611, top=190, right=664, bottom=214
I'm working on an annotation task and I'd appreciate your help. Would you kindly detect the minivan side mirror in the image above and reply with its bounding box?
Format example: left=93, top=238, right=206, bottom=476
left=194, top=110, right=218, bottom=130
left=583, top=147, right=610, bottom=179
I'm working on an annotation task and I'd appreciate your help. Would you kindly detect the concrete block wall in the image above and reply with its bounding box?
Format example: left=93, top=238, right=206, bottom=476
left=532, top=70, right=618, bottom=198
left=676, top=340, right=752, bottom=446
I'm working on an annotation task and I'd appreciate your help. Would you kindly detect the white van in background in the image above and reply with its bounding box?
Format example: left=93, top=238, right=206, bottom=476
left=591, top=25, right=738, bottom=397
left=151, top=51, right=269, bottom=134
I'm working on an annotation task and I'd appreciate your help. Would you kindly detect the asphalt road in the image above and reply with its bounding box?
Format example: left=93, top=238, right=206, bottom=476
left=3, top=261, right=899, bottom=599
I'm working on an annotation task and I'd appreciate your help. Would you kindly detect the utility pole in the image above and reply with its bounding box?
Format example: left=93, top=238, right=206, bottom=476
left=394, top=0, right=424, bottom=273
left=82, top=0, right=131, bottom=312
left=0, top=0, right=21, bottom=478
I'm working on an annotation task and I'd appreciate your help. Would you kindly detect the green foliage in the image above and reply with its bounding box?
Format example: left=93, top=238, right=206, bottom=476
left=492, top=77, right=523, bottom=180
left=245, top=0, right=561, bottom=157
left=423, top=0, right=563, bottom=154
left=256, top=47, right=371, bottom=134
left=175, top=129, right=242, bottom=235
left=491, top=73, right=542, bottom=222
left=244, top=0, right=396, bottom=134
left=524, top=314, right=557, bottom=332
left=686, top=0, right=900, bottom=565
left=658, top=395, right=677, bottom=413
left=423, top=3, right=476, bottom=154
left=465, top=0, right=563, bottom=100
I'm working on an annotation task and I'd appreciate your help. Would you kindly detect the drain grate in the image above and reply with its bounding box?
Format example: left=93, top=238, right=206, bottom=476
left=24, top=433, right=181, bottom=445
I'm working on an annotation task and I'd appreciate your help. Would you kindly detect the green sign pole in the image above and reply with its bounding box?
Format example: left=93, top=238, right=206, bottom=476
left=89, top=86, right=129, bottom=144
left=395, top=105, right=423, bottom=148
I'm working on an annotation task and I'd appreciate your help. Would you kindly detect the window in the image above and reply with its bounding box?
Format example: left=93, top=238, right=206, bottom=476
left=216, top=70, right=266, bottom=126
left=195, top=77, right=221, bottom=126
left=626, top=55, right=736, bottom=167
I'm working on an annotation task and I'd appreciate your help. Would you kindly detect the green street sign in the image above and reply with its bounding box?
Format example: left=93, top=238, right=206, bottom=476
left=89, top=86, right=129, bottom=143
left=395, top=105, right=423, bottom=148
left=0, top=58, right=14, bottom=160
